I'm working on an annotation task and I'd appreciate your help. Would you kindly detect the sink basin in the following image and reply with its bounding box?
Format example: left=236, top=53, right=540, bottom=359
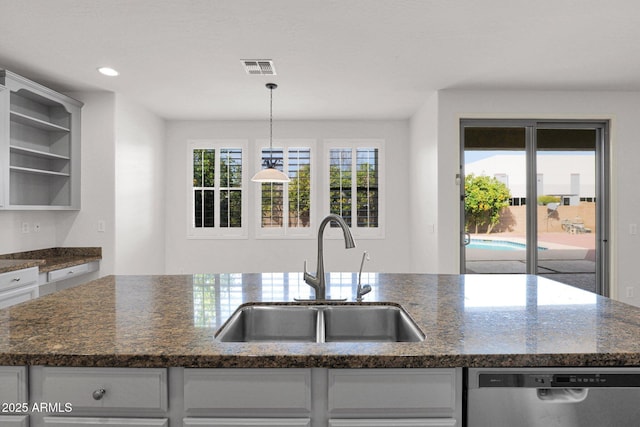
left=323, top=305, right=425, bottom=342
left=214, top=305, right=319, bottom=342
left=215, top=304, right=425, bottom=343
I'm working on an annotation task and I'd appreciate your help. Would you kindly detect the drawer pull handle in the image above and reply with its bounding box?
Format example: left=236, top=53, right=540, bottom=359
left=67, top=271, right=74, bottom=275
left=12, top=277, right=21, bottom=282
left=92, top=388, right=106, bottom=400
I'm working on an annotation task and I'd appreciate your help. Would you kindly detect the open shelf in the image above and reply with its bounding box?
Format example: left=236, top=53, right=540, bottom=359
left=10, top=110, right=70, bottom=132
left=1, top=69, right=82, bottom=210
left=10, top=166, right=70, bottom=177
left=10, top=145, right=70, bottom=160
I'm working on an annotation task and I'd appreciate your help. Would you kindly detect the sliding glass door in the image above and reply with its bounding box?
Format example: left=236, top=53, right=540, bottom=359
left=460, top=120, right=609, bottom=295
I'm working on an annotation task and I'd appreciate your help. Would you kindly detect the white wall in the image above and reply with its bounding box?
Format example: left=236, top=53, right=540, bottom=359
left=57, top=91, right=117, bottom=274
left=164, top=120, right=411, bottom=274
left=410, top=89, right=640, bottom=305
left=0, top=210, right=58, bottom=254
left=114, top=95, right=166, bottom=274
left=409, top=92, right=440, bottom=273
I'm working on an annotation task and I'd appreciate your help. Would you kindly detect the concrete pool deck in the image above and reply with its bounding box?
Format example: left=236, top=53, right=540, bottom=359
left=465, top=233, right=597, bottom=293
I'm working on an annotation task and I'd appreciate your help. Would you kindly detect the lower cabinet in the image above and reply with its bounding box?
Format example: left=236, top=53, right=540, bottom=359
left=327, top=368, right=460, bottom=426
left=0, top=366, right=29, bottom=426
left=0, top=267, right=39, bottom=309
left=183, top=419, right=311, bottom=426
left=183, top=367, right=462, bottom=427
left=3, top=365, right=461, bottom=427
left=184, top=368, right=312, bottom=417
left=42, top=418, right=168, bottom=426
left=328, top=419, right=457, bottom=427
left=0, top=415, right=29, bottom=427
left=29, top=367, right=168, bottom=427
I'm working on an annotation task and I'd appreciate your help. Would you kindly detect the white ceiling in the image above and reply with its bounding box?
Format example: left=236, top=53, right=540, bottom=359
left=2, top=0, right=640, bottom=120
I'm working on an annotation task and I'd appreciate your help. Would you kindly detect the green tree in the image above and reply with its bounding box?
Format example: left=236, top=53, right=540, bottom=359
left=288, top=163, right=311, bottom=226
left=464, top=174, right=511, bottom=234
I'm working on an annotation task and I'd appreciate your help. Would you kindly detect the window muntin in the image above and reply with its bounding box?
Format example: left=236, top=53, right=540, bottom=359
left=219, top=148, right=243, bottom=228
left=193, top=149, right=215, bottom=228
left=189, top=140, right=247, bottom=238
left=260, top=148, right=285, bottom=228
left=326, top=140, right=384, bottom=238
left=329, top=148, right=353, bottom=225
left=356, top=147, right=379, bottom=227
left=257, top=141, right=314, bottom=237
left=288, top=147, right=311, bottom=228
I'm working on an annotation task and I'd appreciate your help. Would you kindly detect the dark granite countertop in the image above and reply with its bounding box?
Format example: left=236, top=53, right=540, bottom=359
left=1, top=273, right=640, bottom=368
left=0, top=247, right=102, bottom=274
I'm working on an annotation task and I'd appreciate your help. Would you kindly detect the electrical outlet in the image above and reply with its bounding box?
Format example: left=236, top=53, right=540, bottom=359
left=21, top=222, right=29, bottom=233
left=33, top=223, right=41, bottom=232
left=631, top=224, right=638, bottom=235
left=626, top=287, right=634, bottom=298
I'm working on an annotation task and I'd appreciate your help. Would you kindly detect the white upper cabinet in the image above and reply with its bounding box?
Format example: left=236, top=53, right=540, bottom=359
left=0, top=70, right=83, bottom=210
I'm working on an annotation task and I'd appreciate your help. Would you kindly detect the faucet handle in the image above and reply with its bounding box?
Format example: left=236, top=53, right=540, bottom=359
left=303, top=259, right=314, bottom=282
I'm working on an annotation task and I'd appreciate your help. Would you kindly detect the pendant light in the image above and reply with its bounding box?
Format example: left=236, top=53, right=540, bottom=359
left=251, top=83, right=290, bottom=183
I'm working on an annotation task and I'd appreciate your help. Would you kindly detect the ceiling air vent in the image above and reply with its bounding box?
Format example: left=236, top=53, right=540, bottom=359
left=242, top=60, right=276, bottom=75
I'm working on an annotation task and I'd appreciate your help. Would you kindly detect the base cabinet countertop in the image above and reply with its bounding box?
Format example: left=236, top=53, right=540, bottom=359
left=3, top=272, right=640, bottom=425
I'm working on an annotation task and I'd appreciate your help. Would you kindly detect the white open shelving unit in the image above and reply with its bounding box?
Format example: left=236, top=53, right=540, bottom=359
left=0, top=70, right=83, bottom=210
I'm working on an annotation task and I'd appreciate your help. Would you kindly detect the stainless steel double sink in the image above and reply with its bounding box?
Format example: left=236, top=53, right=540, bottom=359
left=215, top=303, right=425, bottom=343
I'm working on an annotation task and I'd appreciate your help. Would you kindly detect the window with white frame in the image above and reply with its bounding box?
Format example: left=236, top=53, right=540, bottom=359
left=257, top=140, right=314, bottom=237
left=188, top=140, right=247, bottom=238
left=326, top=139, right=384, bottom=237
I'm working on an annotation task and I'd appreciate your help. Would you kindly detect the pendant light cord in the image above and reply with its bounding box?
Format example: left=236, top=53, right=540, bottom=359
left=269, top=85, right=274, bottom=161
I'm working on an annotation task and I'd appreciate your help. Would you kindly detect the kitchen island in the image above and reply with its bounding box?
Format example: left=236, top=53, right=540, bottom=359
left=1, top=272, right=640, bottom=368
left=3, top=273, right=640, bottom=426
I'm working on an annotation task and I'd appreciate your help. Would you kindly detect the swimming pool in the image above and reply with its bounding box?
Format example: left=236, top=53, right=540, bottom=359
left=467, top=239, right=547, bottom=251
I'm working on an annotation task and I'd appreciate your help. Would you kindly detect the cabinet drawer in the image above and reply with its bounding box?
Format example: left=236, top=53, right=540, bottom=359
left=0, top=366, right=27, bottom=403
left=0, top=415, right=28, bottom=427
left=47, top=263, right=90, bottom=282
left=0, top=267, right=38, bottom=291
left=43, top=417, right=168, bottom=426
left=329, top=419, right=457, bottom=427
left=328, top=369, right=458, bottom=418
left=0, top=283, right=39, bottom=309
left=184, top=368, right=311, bottom=415
left=184, top=418, right=311, bottom=426
left=41, top=367, right=167, bottom=412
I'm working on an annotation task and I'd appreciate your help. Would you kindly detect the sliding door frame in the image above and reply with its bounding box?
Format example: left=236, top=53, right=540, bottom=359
left=460, top=119, right=610, bottom=296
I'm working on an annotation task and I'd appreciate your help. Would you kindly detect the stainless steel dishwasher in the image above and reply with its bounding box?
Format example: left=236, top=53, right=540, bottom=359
left=467, top=367, right=640, bottom=426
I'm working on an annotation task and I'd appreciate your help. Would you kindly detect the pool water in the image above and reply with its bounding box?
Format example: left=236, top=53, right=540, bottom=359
left=467, top=239, right=547, bottom=251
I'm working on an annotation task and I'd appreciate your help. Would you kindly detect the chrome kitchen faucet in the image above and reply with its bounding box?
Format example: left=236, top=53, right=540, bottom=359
left=303, top=214, right=356, bottom=300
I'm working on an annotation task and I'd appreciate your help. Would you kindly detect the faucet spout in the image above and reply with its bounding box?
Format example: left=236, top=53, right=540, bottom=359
left=304, top=214, right=356, bottom=300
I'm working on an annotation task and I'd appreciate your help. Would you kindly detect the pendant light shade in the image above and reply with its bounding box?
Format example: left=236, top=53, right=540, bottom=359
left=251, top=83, right=290, bottom=183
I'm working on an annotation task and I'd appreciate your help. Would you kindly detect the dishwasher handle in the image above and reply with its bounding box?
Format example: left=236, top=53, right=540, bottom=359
left=537, top=388, right=588, bottom=403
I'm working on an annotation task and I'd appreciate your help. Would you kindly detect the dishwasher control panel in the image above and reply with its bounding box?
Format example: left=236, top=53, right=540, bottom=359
left=479, top=373, right=640, bottom=388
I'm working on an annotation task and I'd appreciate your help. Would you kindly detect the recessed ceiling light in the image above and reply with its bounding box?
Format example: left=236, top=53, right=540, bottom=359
left=97, top=67, right=119, bottom=77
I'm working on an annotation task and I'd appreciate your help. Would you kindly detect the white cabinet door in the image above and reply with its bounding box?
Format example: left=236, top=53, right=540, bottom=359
left=0, top=283, right=39, bottom=309
left=0, top=267, right=39, bottom=308
left=43, top=417, right=168, bottom=426
left=0, top=415, right=28, bottom=427
left=184, top=368, right=311, bottom=416
left=183, top=419, right=310, bottom=427
left=328, top=368, right=458, bottom=418
left=0, top=366, right=28, bottom=403
left=329, top=419, right=457, bottom=427
left=41, top=367, right=168, bottom=412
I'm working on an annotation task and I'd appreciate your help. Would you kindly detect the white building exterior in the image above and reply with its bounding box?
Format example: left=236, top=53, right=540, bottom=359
left=465, top=153, right=595, bottom=204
